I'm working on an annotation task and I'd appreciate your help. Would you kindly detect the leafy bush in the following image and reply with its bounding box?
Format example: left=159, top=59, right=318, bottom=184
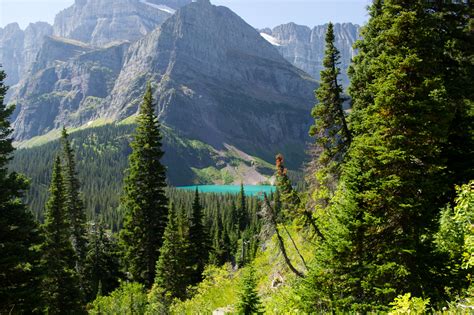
left=435, top=181, right=474, bottom=299
left=169, top=264, right=239, bottom=314
left=89, top=281, right=148, bottom=314
left=388, top=293, right=430, bottom=315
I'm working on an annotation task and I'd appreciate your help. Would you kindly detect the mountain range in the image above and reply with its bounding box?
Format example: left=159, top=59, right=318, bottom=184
left=260, top=23, right=359, bottom=87
left=1, top=0, right=359, bottom=185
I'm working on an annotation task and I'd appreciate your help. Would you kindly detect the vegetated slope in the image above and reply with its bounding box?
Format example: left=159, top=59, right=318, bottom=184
left=170, top=223, right=313, bottom=314
left=10, top=122, right=275, bottom=221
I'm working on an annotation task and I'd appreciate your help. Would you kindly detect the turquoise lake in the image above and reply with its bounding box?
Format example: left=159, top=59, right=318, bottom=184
left=177, top=185, right=275, bottom=197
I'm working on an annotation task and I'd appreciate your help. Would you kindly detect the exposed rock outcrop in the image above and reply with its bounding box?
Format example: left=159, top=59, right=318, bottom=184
left=260, top=22, right=360, bottom=87
left=11, top=37, right=129, bottom=138
left=102, top=0, right=317, bottom=165
left=0, top=22, right=53, bottom=87
left=52, top=0, right=191, bottom=47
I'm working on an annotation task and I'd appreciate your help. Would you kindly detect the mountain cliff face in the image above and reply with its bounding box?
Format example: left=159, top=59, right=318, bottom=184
left=102, top=0, right=316, bottom=162
left=11, top=36, right=129, bottom=139
left=52, top=0, right=191, bottom=47
left=260, top=22, right=360, bottom=87
left=10, top=0, right=316, bottom=174
left=0, top=22, right=53, bottom=87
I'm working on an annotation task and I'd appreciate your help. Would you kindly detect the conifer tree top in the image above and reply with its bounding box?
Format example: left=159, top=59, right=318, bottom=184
left=120, top=82, right=168, bottom=288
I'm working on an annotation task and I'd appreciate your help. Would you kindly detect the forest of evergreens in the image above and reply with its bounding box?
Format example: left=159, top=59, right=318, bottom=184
left=1, top=1, right=473, bottom=314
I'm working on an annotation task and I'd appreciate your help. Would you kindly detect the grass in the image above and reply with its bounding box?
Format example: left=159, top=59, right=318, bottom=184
left=118, top=115, right=138, bottom=125
left=15, top=118, right=114, bottom=149
left=170, top=264, right=240, bottom=314
left=170, top=222, right=316, bottom=314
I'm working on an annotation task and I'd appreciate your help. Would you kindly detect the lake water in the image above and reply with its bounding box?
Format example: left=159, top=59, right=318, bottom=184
left=177, top=185, right=275, bottom=197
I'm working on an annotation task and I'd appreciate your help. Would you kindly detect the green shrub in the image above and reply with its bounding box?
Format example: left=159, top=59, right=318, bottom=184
left=89, top=281, right=148, bottom=314
left=388, top=293, right=430, bottom=315
left=170, top=264, right=239, bottom=314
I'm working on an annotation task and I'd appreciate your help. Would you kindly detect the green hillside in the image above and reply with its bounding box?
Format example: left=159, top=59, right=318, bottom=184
left=10, top=122, right=276, bottom=221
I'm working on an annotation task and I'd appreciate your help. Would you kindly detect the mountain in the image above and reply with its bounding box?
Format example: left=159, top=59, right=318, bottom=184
left=0, top=22, right=53, bottom=87
left=9, top=0, right=317, bottom=186
left=101, top=0, right=316, bottom=163
left=260, top=22, right=360, bottom=87
left=11, top=36, right=129, bottom=139
left=52, top=0, right=192, bottom=47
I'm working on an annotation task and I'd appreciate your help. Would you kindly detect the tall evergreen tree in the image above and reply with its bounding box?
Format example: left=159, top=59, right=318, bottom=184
left=41, top=156, right=82, bottom=314
left=308, top=22, right=351, bottom=211
left=61, top=127, right=88, bottom=287
left=236, top=266, right=263, bottom=315
left=230, top=200, right=239, bottom=232
left=304, top=0, right=469, bottom=311
left=209, top=208, right=232, bottom=266
left=209, top=209, right=224, bottom=265
left=275, top=154, right=300, bottom=209
left=428, top=1, right=474, bottom=189
left=187, top=188, right=209, bottom=284
left=274, top=154, right=324, bottom=238
left=153, top=204, right=189, bottom=306
left=119, top=83, right=168, bottom=288
left=347, top=0, right=383, bottom=119
left=0, top=67, right=43, bottom=314
left=237, top=183, right=248, bottom=231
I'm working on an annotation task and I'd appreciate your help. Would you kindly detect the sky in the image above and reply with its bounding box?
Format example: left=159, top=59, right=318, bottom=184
left=0, top=0, right=372, bottom=30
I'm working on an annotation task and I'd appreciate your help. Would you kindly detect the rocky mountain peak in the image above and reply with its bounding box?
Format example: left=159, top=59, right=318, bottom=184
left=261, top=22, right=360, bottom=87
left=1, top=22, right=21, bottom=33
left=52, top=0, right=191, bottom=47
left=103, top=0, right=316, bottom=162
left=0, top=22, right=53, bottom=88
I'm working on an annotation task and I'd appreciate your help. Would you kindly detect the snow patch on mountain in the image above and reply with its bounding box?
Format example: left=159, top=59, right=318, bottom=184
left=260, top=33, right=281, bottom=46
left=139, top=0, right=176, bottom=14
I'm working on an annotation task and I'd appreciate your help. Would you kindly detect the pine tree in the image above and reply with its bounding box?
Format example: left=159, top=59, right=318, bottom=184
left=209, top=210, right=224, bottom=265
left=153, top=204, right=189, bottom=306
left=428, top=1, right=474, bottom=189
left=61, top=127, right=88, bottom=289
left=308, top=22, right=351, bottom=211
left=275, top=154, right=300, bottom=209
left=347, top=0, right=383, bottom=120
left=304, top=0, right=466, bottom=311
left=237, top=183, right=248, bottom=231
left=230, top=200, right=239, bottom=232
left=0, top=67, right=43, bottom=313
left=275, top=154, right=322, bottom=238
left=188, top=188, right=209, bottom=284
left=84, top=220, right=121, bottom=302
left=236, top=266, right=263, bottom=315
left=119, top=83, right=168, bottom=288
left=41, top=156, right=83, bottom=314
